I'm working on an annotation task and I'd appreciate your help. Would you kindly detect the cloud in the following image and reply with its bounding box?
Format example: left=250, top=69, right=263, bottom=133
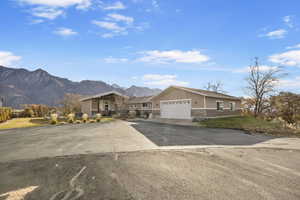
left=92, top=13, right=145, bottom=38
left=283, top=15, right=294, bottom=28
left=142, top=74, right=189, bottom=87
left=92, top=20, right=125, bottom=32
left=19, top=0, right=92, bottom=9
left=278, top=76, right=300, bottom=88
left=0, top=51, right=22, bottom=66
left=31, top=7, right=64, bottom=19
left=101, top=1, right=126, bottom=10
left=269, top=50, right=300, bottom=66
left=53, top=27, right=78, bottom=36
left=286, top=43, right=300, bottom=49
left=103, top=57, right=128, bottom=63
left=106, top=13, right=134, bottom=24
left=234, top=65, right=279, bottom=73
left=18, top=0, right=91, bottom=21
left=262, top=29, right=287, bottom=39
left=137, top=50, right=210, bottom=64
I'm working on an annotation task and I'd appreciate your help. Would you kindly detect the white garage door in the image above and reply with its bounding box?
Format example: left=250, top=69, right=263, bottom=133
left=160, top=99, right=191, bottom=119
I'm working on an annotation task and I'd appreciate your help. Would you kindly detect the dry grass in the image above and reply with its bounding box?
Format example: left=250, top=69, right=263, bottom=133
left=0, top=118, right=48, bottom=130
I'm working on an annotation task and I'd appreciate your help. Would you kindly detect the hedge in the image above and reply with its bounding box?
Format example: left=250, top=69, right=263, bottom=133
left=0, top=107, right=12, bottom=122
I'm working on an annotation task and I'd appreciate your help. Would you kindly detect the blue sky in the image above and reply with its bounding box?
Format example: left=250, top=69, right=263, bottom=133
left=1, top=0, right=300, bottom=96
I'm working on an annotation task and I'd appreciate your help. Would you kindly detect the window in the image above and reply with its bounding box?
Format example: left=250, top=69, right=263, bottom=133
left=142, top=103, right=147, bottom=107
left=230, top=102, right=235, bottom=111
left=217, top=101, right=224, bottom=111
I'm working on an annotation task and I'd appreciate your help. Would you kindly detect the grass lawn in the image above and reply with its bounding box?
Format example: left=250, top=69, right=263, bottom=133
left=0, top=118, right=49, bottom=130
left=199, top=116, right=300, bottom=137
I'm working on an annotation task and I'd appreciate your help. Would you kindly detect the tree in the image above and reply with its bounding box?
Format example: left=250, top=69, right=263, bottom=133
left=204, top=81, right=227, bottom=93
left=59, top=93, right=82, bottom=115
left=245, top=58, right=285, bottom=117
left=270, top=92, right=300, bottom=125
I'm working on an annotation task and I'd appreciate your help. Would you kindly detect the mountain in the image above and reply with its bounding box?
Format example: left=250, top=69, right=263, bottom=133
left=125, top=85, right=162, bottom=97
left=0, top=66, right=161, bottom=108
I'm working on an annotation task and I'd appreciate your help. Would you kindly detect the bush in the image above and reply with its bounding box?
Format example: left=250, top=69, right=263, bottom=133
left=0, top=107, right=12, bottom=122
left=95, top=113, right=102, bottom=122
left=67, top=113, right=75, bottom=123
left=21, top=104, right=51, bottom=117
left=82, top=113, right=88, bottom=123
left=50, top=113, right=58, bottom=125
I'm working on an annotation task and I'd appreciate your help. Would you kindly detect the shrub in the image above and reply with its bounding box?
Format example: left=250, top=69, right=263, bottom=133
left=89, top=119, right=96, bottom=123
left=82, top=113, right=88, bottom=123
left=95, top=113, right=102, bottom=122
left=0, top=107, right=12, bottom=122
left=50, top=113, right=58, bottom=125
left=75, top=120, right=81, bottom=124
left=67, top=113, right=75, bottom=123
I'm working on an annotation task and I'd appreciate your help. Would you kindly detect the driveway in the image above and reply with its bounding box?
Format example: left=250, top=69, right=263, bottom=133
left=129, top=120, right=274, bottom=146
left=0, top=121, right=156, bottom=162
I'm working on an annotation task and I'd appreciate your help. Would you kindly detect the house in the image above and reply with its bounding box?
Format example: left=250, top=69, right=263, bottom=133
left=151, top=86, right=241, bottom=119
left=127, top=96, right=153, bottom=117
left=80, top=85, right=241, bottom=119
left=80, top=91, right=129, bottom=116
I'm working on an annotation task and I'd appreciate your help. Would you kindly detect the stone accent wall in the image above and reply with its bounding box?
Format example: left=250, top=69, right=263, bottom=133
left=206, top=109, right=241, bottom=117
left=191, top=109, right=207, bottom=118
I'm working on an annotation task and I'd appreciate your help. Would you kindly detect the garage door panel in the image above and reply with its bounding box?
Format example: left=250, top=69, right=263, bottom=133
left=160, top=99, right=191, bottom=119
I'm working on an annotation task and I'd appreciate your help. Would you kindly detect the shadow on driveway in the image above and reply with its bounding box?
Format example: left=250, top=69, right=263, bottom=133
left=130, top=121, right=275, bottom=146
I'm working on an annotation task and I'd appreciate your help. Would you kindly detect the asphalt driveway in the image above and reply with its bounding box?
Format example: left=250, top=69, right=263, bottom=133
left=129, top=121, right=274, bottom=146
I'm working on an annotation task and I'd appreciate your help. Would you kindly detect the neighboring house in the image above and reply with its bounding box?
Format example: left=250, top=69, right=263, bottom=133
left=127, top=96, right=153, bottom=117
left=80, top=85, right=241, bottom=119
left=80, top=91, right=129, bottom=116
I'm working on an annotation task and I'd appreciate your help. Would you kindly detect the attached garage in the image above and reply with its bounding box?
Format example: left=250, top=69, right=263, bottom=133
left=160, top=99, right=191, bottom=119
left=151, top=86, right=241, bottom=119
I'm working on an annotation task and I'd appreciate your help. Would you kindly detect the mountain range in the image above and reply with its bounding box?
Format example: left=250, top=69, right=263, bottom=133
left=0, top=66, right=161, bottom=108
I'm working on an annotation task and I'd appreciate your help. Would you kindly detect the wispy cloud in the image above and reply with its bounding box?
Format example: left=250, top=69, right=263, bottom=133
left=53, top=27, right=78, bottom=36
left=92, top=20, right=126, bottom=32
left=92, top=13, right=146, bottom=38
left=18, top=0, right=92, bottom=21
left=103, top=57, right=128, bottom=63
left=286, top=43, right=300, bottom=49
left=233, top=65, right=280, bottom=73
left=0, top=51, right=22, bottom=66
left=283, top=15, right=294, bottom=28
left=106, top=13, right=134, bottom=24
left=31, top=7, right=64, bottom=20
left=100, top=1, right=126, bottom=10
left=137, top=50, right=210, bottom=64
left=278, top=76, right=300, bottom=88
left=269, top=50, right=300, bottom=66
left=261, top=29, right=287, bottom=39
left=142, top=74, right=189, bottom=87
left=19, top=0, right=92, bottom=9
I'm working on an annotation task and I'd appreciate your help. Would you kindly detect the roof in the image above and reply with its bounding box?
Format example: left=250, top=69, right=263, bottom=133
left=80, top=91, right=129, bottom=101
left=128, top=96, right=153, bottom=104
left=151, top=85, right=241, bottom=101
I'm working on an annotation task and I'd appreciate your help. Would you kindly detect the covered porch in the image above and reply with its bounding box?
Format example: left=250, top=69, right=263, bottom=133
left=80, top=91, right=129, bottom=116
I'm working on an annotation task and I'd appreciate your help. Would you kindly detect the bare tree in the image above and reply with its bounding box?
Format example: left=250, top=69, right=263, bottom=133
left=59, top=93, right=82, bottom=114
left=204, top=81, right=227, bottom=93
left=245, top=57, right=285, bottom=117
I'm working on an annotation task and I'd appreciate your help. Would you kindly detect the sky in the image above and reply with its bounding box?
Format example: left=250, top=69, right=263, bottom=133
left=1, top=0, right=300, bottom=96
